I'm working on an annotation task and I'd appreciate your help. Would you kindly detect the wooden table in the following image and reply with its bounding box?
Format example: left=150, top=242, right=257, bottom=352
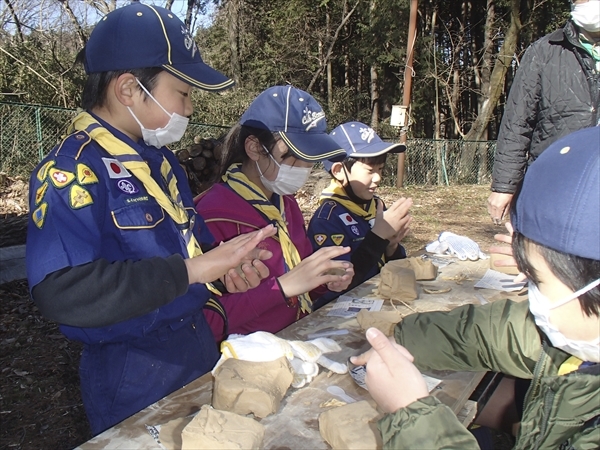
left=79, top=257, right=512, bottom=449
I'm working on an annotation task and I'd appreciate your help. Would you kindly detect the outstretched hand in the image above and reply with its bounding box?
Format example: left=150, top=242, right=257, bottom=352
left=489, top=222, right=527, bottom=283
left=277, top=246, right=353, bottom=298
left=185, top=225, right=276, bottom=288
left=351, top=328, right=429, bottom=413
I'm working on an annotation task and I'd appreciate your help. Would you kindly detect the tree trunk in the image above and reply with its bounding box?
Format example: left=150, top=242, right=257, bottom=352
left=226, top=0, right=242, bottom=86
left=460, top=0, right=522, bottom=181
left=370, top=64, right=379, bottom=128
left=3, top=0, right=24, bottom=43
left=57, top=0, right=87, bottom=47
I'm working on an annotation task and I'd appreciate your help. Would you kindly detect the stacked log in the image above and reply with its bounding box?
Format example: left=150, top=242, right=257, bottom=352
left=175, top=137, right=225, bottom=195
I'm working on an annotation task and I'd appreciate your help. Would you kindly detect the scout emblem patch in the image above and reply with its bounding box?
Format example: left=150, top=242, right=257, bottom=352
left=351, top=225, right=360, bottom=236
left=36, top=160, right=55, bottom=182
left=32, top=203, right=48, bottom=229
left=35, top=182, right=48, bottom=206
left=77, top=163, right=99, bottom=185
left=314, top=234, right=327, bottom=246
left=69, top=185, right=93, bottom=209
left=117, top=179, right=139, bottom=195
left=338, top=213, right=357, bottom=225
left=331, top=234, right=344, bottom=246
left=48, top=167, right=75, bottom=188
left=102, top=158, right=131, bottom=179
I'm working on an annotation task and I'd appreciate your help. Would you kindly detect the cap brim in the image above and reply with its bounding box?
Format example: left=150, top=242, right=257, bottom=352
left=279, top=131, right=346, bottom=163
left=163, top=63, right=234, bottom=92
left=349, top=141, right=406, bottom=158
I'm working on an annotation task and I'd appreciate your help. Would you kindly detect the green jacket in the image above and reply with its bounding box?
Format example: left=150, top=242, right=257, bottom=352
left=379, top=299, right=600, bottom=449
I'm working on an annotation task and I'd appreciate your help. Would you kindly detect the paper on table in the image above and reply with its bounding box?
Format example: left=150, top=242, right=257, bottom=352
left=474, top=269, right=526, bottom=292
left=327, top=295, right=383, bottom=318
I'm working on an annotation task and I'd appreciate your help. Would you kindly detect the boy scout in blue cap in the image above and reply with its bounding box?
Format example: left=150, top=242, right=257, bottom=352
left=353, top=126, right=600, bottom=449
left=307, top=121, right=412, bottom=309
left=26, top=2, right=275, bottom=434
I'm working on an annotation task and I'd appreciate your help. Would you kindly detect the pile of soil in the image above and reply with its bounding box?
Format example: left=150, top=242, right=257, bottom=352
left=0, top=173, right=502, bottom=449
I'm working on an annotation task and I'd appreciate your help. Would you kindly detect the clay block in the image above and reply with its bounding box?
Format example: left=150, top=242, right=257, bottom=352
left=387, top=257, right=438, bottom=280
left=319, top=400, right=383, bottom=449
left=212, top=357, right=292, bottom=418
left=356, top=310, right=404, bottom=336
left=378, top=262, right=418, bottom=301
left=181, top=405, right=265, bottom=450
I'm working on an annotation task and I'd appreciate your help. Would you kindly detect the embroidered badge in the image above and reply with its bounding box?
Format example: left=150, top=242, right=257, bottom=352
left=331, top=234, right=344, bottom=246
left=102, top=158, right=131, bottom=179
left=338, top=213, right=358, bottom=225
left=32, top=203, right=48, bottom=229
left=77, top=163, right=99, bottom=185
left=36, top=161, right=55, bottom=182
left=69, top=185, right=93, bottom=209
left=314, top=234, right=327, bottom=246
left=35, top=182, right=48, bottom=206
left=117, top=179, right=139, bottom=195
left=48, top=167, right=75, bottom=188
left=351, top=225, right=360, bottom=236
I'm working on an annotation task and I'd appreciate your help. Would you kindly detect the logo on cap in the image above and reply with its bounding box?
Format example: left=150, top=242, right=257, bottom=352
left=360, top=127, right=375, bottom=143
left=181, top=25, right=197, bottom=58
left=302, top=107, right=325, bottom=131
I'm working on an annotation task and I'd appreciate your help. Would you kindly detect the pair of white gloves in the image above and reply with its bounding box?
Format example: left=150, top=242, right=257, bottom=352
left=212, top=331, right=347, bottom=388
left=426, top=231, right=488, bottom=261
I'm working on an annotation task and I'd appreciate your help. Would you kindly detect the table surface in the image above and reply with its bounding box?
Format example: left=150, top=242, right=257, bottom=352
left=79, top=257, right=517, bottom=449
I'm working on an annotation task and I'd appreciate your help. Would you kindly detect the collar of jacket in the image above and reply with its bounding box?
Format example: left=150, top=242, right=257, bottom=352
left=549, top=20, right=585, bottom=49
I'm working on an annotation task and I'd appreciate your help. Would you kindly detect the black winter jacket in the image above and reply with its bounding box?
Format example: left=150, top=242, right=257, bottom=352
left=492, top=21, right=599, bottom=194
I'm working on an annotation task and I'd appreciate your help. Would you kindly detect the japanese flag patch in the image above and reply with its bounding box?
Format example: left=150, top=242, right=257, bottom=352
left=102, top=158, right=131, bottom=179
left=338, top=213, right=357, bottom=225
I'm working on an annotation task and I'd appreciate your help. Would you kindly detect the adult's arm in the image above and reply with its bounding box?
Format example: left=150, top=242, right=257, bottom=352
left=32, top=255, right=189, bottom=328
left=492, top=43, right=542, bottom=194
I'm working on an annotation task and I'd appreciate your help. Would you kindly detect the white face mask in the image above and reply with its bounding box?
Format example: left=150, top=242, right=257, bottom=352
left=528, top=279, right=600, bottom=362
left=571, top=1, right=600, bottom=32
left=127, top=79, right=189, bottom=148
left=256, top=147, right=312, bottom=196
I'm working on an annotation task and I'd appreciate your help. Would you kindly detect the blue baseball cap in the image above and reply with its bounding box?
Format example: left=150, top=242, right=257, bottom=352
left=512, top=126, right=600, bottom=260
left=240, top=85, right=346, bottom=163
left=323, top=121, right=406, bottom=171
left=84, top=2, right=233, bottom=91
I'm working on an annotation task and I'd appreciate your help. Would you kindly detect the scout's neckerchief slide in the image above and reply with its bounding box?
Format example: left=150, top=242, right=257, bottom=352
left=68, top=111, right=222, bottom=298
left=320, top=180, right=385, bottom=268
left=223, top=163, right=312, bottom=314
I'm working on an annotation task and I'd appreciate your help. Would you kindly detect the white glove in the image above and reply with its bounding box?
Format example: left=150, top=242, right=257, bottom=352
left=427, top=232, right=487, bottom=261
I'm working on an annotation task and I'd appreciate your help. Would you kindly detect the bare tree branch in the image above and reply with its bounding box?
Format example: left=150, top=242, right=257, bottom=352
left=3, top=0, right=24, bottom=43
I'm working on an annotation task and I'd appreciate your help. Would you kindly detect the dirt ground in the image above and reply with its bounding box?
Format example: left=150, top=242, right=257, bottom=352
left=0, top=172, right=506, bottom=449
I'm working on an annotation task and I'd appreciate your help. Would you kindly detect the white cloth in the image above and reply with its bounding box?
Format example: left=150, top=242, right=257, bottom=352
left=212, top=331, right=347, bottom=387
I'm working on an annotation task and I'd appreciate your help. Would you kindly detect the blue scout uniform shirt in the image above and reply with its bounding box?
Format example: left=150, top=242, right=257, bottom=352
left=307, top=199, right=406, bottom=305
left=26, top=114, right=219, bottom=433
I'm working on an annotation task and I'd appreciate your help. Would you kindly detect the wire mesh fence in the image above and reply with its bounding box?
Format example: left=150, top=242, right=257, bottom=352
left=1, top=102, right=496, bottom=185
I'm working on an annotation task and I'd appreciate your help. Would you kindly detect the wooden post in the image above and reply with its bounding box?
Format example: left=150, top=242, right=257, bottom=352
left=396, top=0, right=418, bottom=188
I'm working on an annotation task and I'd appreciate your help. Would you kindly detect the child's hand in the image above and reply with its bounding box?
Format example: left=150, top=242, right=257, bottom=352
left=360, top=328, right=429, bottom=413
left=185, top=225, right=276, bottom=286
left=489, top=222, right=527, bottom=282
left=326, top=264, right=355, bottom=292
left=221, top=259, right=270, bottom=293
left=277, top=246, right=353, bottom=298
left=372, top=198, right=413, bottom=241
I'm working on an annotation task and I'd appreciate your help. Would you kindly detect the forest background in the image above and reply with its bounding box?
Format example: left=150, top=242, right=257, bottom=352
left=1, top=0, right=570, bottom=144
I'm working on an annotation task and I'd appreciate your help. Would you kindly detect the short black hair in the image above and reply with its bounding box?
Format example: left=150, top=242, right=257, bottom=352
left=341, top=154, right=388, bottom=172
left=76, top=47, right=163, bottom=110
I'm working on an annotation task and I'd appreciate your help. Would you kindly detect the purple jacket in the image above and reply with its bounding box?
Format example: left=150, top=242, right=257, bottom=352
left=195, top=183, right=326, bottom=341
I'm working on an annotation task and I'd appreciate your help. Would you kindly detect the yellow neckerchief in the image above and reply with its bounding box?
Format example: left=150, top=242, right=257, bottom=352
left=320, top=180, right=377, bottom=220
left=557, top=355, right=585, bottom=376
left=69, top=112, right=221, bottom=296
left=320, top=179, right=387, bottom=267
left=222, top=163, right=312, bottom=313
